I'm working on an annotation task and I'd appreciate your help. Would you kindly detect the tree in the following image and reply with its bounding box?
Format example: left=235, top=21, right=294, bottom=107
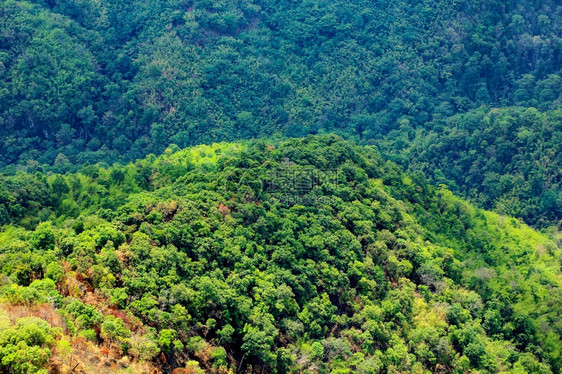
left=242, top=308, right=279, bottom=366
left=0, top=317, right=57, bottom=374
left=129, top=333, right=160, bottom=362
left=31, top=224, right=55, bottom=251
left=100, top=315, right=130, bottom=345
left=50, top=176, right=70, bottom=197
left=158, top=329, right=181, bottom=354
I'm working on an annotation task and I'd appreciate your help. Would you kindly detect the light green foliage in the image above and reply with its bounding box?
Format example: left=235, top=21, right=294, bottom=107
left=0, top=136, right=559, bottom=373
left=0, top=313, right=59, bottom=374
left=100, top=315, right=130, bottom=344
left=158, top=329, right=179, bottom=354
left=30, top=224, right=55, bottom=251
left=129, top=332, right=160, bottom=362
left=44, top=262, right=64, bottom=283
left=64, top=300, right=103, bottom=331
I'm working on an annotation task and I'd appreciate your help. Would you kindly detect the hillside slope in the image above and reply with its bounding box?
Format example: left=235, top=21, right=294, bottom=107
left=2, top=0, right=562, bottom=167
left=2, top=0, right=561, bottom=229
left=0, top=136, right=560, bottom=373
left=379, top=106, right=562, bottom=229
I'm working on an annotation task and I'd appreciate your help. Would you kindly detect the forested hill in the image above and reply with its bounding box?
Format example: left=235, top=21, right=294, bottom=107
left=0, top=136, right=560, bottom=373
left=1, top=0, right=562, bottom=169
left=2, top=0, right=562, bottom=228
left=2, top=1, right=562, bottom=373
left=379, top=106, right=562, bottom=229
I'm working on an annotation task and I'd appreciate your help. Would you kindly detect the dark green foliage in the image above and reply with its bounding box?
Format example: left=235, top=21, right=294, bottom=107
left=381, top=106, right=562, bottom=228
left=1, top=0, right=561, bottom=171
left=0, top=0, right=561, bottom=229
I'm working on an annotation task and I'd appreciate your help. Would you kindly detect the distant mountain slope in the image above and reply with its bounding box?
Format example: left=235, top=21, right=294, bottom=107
left=1, top=0, right=562, bottom=168
left=379, top=106, right=562, bottom=228
left=0, top=136, right=560, bottom=373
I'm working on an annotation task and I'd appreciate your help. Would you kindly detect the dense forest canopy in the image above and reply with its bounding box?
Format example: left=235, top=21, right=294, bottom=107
left=379, top=106, right=562, bottom=228
left=0, top=136, right=560, bottom=373
left=1, top=0, right=562, bottom=372
left=1, top=0, right=561, bottom=227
